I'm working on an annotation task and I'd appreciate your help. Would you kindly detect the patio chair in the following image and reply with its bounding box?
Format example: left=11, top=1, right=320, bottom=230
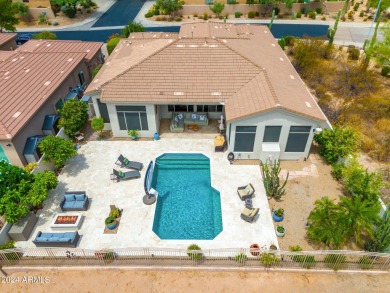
left=241, top=207, right=259, bottom=223
left=115, top=154, right=143, bottom=170
left=111, top=169, right=141, bottom=182
left=237, top=183, right=255, bottom=200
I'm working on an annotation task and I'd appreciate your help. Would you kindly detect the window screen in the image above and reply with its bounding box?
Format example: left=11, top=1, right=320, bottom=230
left=234, top=126, right=257, bottom=152
left=285, top=126, right=311, bottom=152
left=263, top=126, right=282, bottom=142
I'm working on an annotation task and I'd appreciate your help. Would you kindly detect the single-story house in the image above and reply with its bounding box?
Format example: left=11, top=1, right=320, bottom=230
left=85, top=22, right=330, bottom=161
left=0, top=40, right=104, bottom=166
left=0, top=33, right=17, bottom=51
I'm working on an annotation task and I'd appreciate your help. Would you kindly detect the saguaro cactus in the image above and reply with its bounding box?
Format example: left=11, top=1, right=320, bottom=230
left=261, top=160, right=289, bottom=200
left=327, top=10, right=341, bottom=46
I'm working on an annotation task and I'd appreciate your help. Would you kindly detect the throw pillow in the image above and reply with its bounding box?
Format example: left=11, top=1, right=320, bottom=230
left=199, top=115, right=205, bottom=121
left=75, top=194, right=85, bottom=201
left=123, top=158, right=129, bottom=165
left=178, top=113, right=183, bottom=119
left=191, top=113, right=197, bottom=119
left=64, top=194, right=75, bottom=202
left=118, top=171, right=125, bottom=177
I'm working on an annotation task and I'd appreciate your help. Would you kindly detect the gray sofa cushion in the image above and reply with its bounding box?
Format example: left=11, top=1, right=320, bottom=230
left=41, top=233, right=53, bottom=238
left=59, top=237, right=71, bottom=242
left=51, top=237, right=60, bottom=242
left=75, top=194, right=85, bottom=201
left=64, top=194, right=75, bottom=202
left=36, top=237, right=48, bottom=242
left=73, top=201, right=84, bottom=208
left=64, top=232, right=76, bottom=239
left=62, top=201, right=75, bottom=209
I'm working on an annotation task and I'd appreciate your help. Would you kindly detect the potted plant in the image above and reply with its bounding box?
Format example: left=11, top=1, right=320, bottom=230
left=269, top=244, right=278, bottom=250
left=275, top=225, right=286, bottom=237
left=105, top=215, right=118, bottom=230
left=272, top=208, right=284, bottom=222
left=128, top=129, right=139, bottom=140
left=250, top=243, right=260, bottom=256
left=102, top=251, right=115, bottom=263
left=187, top=244, right=202, bottom=260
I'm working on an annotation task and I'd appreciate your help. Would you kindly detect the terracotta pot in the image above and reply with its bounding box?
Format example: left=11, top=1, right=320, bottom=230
left=250, top=244, right=260, bottom=256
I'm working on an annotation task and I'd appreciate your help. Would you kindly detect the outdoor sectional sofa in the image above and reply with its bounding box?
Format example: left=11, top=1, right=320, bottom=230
left=60, top=191, right=89, bottom=211
left=32, top=231, right=80, bottom=247
left=170, top=112, right=209, bottom=132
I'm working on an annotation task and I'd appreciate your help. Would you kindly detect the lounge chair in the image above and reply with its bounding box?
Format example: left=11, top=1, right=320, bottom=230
left=115, top=154, right=143, bottom=170
left=111, top=169, right=141, bottom=182
left=241, top=207, right=259, bottom=223
left=237, top=183, right=255, bottom=200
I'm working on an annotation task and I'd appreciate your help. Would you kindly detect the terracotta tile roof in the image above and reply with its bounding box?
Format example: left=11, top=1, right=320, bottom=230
left=16, top=40, right=103, bottom=61
left=94, top=22, right=327, bottom=122
left=0, top=52, right=86, bottom=140
left=0, top=51, right=15, bottom=62
left=0, top=33, right=17, bottom=47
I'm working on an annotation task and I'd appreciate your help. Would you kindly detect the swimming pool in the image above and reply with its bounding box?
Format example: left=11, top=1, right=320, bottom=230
left=0, top=146, right=9, bottom=163
left=152, top=153, right=223, bottom=240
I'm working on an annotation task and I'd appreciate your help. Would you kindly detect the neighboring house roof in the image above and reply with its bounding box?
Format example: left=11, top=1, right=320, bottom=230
left=16, top=40, right=103, bottom=62
left=0, top=52, right=86, bottom=140
left=86, top=23, right=327, bottom=122
left=0, top=33, right=17, bottom=47
left=0, top=51, right=15, bottom=62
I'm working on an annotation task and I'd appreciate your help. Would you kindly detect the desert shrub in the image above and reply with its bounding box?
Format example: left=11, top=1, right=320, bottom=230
left=33, top=31, right=56, bottom=40
left=353, top=3, right=360, bottom=11
left=193, top=12, right=198, bottom=17
left=358, top=256, right=373, bottom=270
left=331, top=163, right=345, bottom=180
left=273, top=7, right=280, bottom=15
left=348, top=11, right=354, bottom=20
left=248, top=11, right=255, bottom=18
left=341, top=15, right=346, bottom=21
left=145, top=11, right=154, bottom=18
left=324, top=254, right=347, bottom=271
left=315, top=8, right=322, bottom=14
left=381, top=63, right=390, bottom=76
left=278, top=38, right=286, bottom=50
left=255, top=11, right=259, bottom=17
left=176, top=17, right=181, bottom=21
left=260, top=253, right=280, bottom=267
left=284, top=35, right=295, bottom=46
left=359, top=11, right=364, bottom=17
left=313, top=126, right=360, bottom=164
left=348, top=48, right=360, bottom=60
left=61, top=5, right=76, bottom=18
left=300, top=7, right=306, bottom=14
left=234, top=252, right=247, bottom=262
left=308, top=11, right=316, bottom=19
left=107, top=36, right=121, bottom=55
left=296, top=11, right=302, bottom=18
left=86, top=9, right=91, bottom=13
left=235, top=11, right=242, bottom=18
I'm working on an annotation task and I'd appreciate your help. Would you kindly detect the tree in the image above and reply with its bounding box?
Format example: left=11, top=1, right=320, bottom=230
left=14, top=1, right=29, bottom=19
left=258, top=0, right=277, bottom=16
left=307, top=197, right=346, bottom=248
left=368, top=0, right=390, bottom=12
left=38, top=135, right=77, bottom=170
left=107, top=36, right=121, bottom=55
left=313, top=126, right=360, bottom=164
left=209, top=1, right=225, bottom=17
left=58, top=99, right=88, bottom=136
left=33, top=31, right=57, bottom=40
left=0, top=0, right=21, bottom=32
left=27, top=171, right=58, bottom=207
left=91, top=117, right=104, bottom=138
left=284, top=0, right=294, bottom=10
left=156, top=0, right=183, bottom=18
left=339, top=197, right=380, bottom=246
left=122, top=21, right=144, bottom=38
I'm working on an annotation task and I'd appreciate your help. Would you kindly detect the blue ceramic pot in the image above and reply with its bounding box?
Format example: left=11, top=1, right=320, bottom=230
left=273, top=211, right=284, bottom=222
left=154, top=132, right=160, bottom=140
left=106, top=220, right=118, bottom=230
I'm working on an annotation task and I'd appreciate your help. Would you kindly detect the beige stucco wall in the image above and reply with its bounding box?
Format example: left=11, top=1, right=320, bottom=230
left=28, top=7, right=56, bottom=20
left=0, top=141, right=23, bottom=167
left=0, top=38, right=17, bottom=51
left=181, top=2, right=345, bottom=15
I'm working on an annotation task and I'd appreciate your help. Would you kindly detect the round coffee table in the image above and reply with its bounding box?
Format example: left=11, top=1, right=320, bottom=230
left=245, top=199, right=253, bottom=208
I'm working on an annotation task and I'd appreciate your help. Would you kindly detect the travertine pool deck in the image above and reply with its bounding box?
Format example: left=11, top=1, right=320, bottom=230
left=17, top=138, right=278, bottom=250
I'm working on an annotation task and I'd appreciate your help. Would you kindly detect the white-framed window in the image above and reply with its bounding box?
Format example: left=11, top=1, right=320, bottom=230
left=116, top=106, right=148, bottom=131
left=234, top=126, right=257, bottom=152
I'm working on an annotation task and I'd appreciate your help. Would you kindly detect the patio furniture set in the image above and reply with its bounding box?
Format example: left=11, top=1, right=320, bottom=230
left=170, top=112, right=209, bottom=133
left=111, top=154, right=143, bottom=182
left=237, top=183, right=259, bottom=223
left=33, top=191, right=90, bottom=248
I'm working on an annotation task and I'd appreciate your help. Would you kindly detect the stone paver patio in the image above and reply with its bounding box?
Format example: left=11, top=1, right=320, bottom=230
left=17, top=138, right=278, bottom=250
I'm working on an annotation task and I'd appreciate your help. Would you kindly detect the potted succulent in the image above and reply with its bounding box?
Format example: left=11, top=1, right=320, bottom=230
left=105, top=215, right=118, bottom=230
left=275, top=225, right=286, bottom=237
left=128, top=129, right=139, bottom=140
left=269, top=244, right=278, bottom=250
left=187, top=244, right=203, bottom=260
left=272, top=208, right=284, bottom=222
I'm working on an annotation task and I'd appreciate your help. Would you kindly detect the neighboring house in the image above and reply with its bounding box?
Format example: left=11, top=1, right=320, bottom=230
left=85, top=22, right=330, bottom=161
left=0, top=40, right=103, bottom=166
left=0, top=33, right=17, bottom=51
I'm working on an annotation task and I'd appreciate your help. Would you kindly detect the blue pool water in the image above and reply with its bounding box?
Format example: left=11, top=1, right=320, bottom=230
left=152, top=153, right=223, bottom=240
left=0, top=146, right=9, bottom=163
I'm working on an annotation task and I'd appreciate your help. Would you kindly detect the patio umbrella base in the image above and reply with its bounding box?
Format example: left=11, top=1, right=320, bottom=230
left=143, top=194, right=156, bottom=205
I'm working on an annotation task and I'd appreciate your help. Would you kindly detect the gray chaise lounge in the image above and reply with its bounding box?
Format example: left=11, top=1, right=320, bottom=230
left=241, top=207, right=259, bottom=223
left=237, top=183, right=255, bottom=200
left=111, top=169, right=141, bottom=182
left=115, top=154, right=143, bottom=170
left=33, top=231, right=80, bottom=247
left=60, top=191, right=89, bottom=211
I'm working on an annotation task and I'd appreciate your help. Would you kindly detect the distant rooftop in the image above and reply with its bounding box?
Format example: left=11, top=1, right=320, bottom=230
left=86, top=22, right=327, bottom=123
left=0, top=33, right=17, bottom=48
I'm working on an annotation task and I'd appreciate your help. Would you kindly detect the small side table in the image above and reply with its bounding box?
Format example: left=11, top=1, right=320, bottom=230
left=245, top=199, right=253, bottom=208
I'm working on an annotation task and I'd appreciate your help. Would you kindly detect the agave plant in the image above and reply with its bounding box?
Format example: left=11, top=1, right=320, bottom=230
left=261, top=160, right=289, bottom=200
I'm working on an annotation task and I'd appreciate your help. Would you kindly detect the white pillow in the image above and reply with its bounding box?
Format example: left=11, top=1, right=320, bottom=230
left=178, top=114, right=183, bottom=119
left=175, top=116, right=179, bottom=122
left=199, top=115, right=205, bottom=121
left=244, top=185, right=251, bottom=194
left=191, top=114, right=197, bottom=119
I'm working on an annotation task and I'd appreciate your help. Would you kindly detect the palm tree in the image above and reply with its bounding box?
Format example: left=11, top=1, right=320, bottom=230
left=307, top=197, right=346, bottom=248
left=339, top=197, right=380, bottom=246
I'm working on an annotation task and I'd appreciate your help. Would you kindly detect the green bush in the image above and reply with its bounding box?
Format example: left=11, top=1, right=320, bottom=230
left=359, top=11, right=364, bottom=17
left=107, top=36, right=121, bottom=55
left=331, top=163, right=345, bottom=180
left=296, top=11, right=302, bottom=18
left=348, top=48, right=360, bottom=60
left=284, top=36, right=295, bottom=46
left=58, top=99, right=88, bottom=137
left=33, top=31, right=56, bottom=40
left=203, top=12, right=208, bottom=20
left=348, top=11, right=354, bottom=20
left=38, top=136, right=77, bottom=170
left=38, top=14, right=46, bottom=25
left=324, top=254, right=347, bottom=271
left=187, top=244, right=202, bottom=260
left=308, top=11, right=316, bottom=19
left=0, top=240, right=15, bottom=250
left=234, top=11, right=242, bottom=18
left=234, top=252, right=247, bottom=262
left=358, top=256, right=373, bottom=270
left=381, top=63, right=390, bottom=77
left=145, top=11, right=154, bottom=18
left=353, top=3, right=360, bottom=11
left=278, top=37, right=286, bottom=50
left=209, top=1, right=225, bottom=16
left=289, top=245, right=316, bottom=269
left=61, top=5, right=76, bottom=18
left=248, top=11, right=255, bottom=18
left=315, top=8, right=322, bottom=14
left=300, top=7, right=306, bottom=14
left=260, top=253, right=280, bottom=267
left=92, top=64, right=103, bottom=78
left=273, top=7, right=280, bottom=15
left=122, top=21, right=144, bottom=38
left=313, top=126, right=360, bottom=164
